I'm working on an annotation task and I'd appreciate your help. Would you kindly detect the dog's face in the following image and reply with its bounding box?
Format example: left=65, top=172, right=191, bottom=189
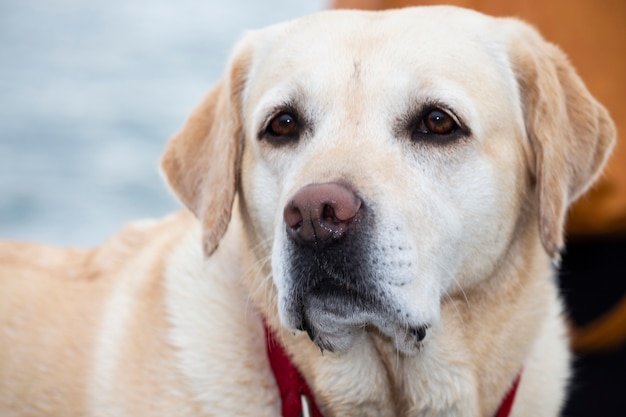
left=162, top=7, right=614, bottom=354
left=240, top=10, right=531, bottom=354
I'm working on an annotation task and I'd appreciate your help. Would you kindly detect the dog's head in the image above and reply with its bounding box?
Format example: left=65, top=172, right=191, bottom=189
left=161, top=7, right=615, bottom=354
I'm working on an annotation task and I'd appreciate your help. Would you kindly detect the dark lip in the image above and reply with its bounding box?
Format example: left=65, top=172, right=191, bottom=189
left=290, top=278, right=381, bottom=350
left=307, top=278, right=367, bottom=304
left=292, top=278, right=429, bottom=352
left=299, top=274, right=384, bottom=322
left=288, top=245, right=377, bottom=306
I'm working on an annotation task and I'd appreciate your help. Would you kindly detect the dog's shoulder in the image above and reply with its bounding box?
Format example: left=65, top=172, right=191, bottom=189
left=84, top=210, right=198, bottom=279
left=0, top=210, right=198, bottom=321
left=0, top=210, right=196, bottom=284
left=0, top=240, right=88, bottom=277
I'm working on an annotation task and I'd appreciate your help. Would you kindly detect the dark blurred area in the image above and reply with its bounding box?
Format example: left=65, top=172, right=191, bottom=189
left=333, top=1, right=626, bottom=415
left=560, top=238, right=626, bottom=417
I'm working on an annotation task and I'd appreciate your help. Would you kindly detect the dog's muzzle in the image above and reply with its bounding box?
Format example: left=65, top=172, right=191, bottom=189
left=281, top=182, right=428, bottom=352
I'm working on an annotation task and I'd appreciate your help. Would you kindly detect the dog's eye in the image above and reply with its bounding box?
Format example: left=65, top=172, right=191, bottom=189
left=266, top=112, right=299, bottom=139
left=416, top=109, right=458, bottom=136
left=407, top=107, right=469, bottom=145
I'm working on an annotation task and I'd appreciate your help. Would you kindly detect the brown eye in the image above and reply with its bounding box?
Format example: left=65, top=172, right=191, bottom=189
left=409, top=106, right=467, bottom=144
left=420, top=109, right=457, bottom=135
left=267, top=112, right=299, bottom=138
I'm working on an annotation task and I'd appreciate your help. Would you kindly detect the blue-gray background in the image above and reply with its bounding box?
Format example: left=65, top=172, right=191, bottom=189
left=0, top=0, right=326, bottom=246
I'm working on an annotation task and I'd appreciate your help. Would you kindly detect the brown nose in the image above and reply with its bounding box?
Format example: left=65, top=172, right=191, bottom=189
left=284, top=183, right=362, bottom=248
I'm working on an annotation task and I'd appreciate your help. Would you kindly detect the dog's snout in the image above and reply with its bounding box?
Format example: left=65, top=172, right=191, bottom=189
left=284, top=183, right=362, bottom=247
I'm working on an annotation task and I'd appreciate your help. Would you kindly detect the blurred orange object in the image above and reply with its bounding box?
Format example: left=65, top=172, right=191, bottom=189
left=334, top=0, right=626, bottom=238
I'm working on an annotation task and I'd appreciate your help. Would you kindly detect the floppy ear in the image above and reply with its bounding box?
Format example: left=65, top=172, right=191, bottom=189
left=161, top=47, right=251, bottom=256
left=508, top=21, right=616, bottom=259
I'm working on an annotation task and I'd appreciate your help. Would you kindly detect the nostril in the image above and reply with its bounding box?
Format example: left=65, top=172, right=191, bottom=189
left=322, top=204, right=336, bottom=225
left=321, top=202, right=359, bottom=227
left=284, top=204, right=304, bottom=230
left=327, top=198, right=361, bottom=223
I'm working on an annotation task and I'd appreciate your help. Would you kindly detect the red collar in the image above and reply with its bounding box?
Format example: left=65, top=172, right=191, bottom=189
left=495, top=371, right=522, bottom=417
left=265, top=325, right=324, bottom=417
left=265, top=325, right=521, bottom=417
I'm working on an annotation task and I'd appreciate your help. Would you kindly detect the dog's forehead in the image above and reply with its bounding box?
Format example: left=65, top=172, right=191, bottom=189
left=244, top=6, right=512, bottom=102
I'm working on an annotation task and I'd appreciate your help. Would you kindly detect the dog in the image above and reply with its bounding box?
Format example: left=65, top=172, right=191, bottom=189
left=0, top=6, right=616, bottom=417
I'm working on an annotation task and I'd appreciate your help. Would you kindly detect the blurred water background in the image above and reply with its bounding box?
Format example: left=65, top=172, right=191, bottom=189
left=0, top=0, right=326, bottom=247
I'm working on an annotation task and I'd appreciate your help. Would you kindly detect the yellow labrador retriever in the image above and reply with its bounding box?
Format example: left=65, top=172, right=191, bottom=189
left=0, top=6, right=616, bottom=417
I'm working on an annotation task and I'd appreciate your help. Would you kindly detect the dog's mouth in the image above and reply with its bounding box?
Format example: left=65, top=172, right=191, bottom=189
left=292, top=279, right=429, bottom=354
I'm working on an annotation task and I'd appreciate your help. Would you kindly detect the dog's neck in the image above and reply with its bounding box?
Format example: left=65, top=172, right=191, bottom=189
left=265, top=322, right=522, bottom=417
